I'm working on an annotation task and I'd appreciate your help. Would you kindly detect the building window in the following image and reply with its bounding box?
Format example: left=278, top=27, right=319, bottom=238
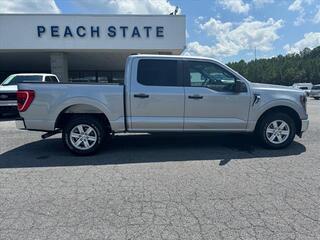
left=69, top=71, right=124, bottom=84
left=81, top=71, right=96, bottom=82
left=69, top=72, right=81, bottom=82
left=97, top=72, right=112, bottom=83
left=112, top=71, right=124, bottom=84
left=69, top=71, right=96, bottom=83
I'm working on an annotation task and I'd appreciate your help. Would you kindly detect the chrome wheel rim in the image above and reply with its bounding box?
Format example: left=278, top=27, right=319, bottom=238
left=70, top=124, right=97, bottom=150
left=266, top=120, right=290, bottom=144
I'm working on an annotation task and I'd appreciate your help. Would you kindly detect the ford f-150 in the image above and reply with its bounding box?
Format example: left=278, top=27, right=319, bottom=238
left=16, top=55, right=309, bottom=155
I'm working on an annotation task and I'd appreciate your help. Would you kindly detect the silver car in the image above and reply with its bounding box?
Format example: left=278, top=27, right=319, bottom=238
left=309, top=84, right=320, bottom=100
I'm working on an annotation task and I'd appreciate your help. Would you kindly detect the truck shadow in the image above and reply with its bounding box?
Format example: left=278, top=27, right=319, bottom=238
left=0, top=133, right=306, bottom=169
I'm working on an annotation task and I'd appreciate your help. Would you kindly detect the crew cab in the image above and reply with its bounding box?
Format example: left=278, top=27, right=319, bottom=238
left=16, top=55, right=309, bottom=155
left=0, top=73, right=60, bottom=116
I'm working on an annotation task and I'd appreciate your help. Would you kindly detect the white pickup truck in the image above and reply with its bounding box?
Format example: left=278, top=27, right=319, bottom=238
left=0, top=73, right=60, bottom=116
left=16, top=55, right=308, bottom=155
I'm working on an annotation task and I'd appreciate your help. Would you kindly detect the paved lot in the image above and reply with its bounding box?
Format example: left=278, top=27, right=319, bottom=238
left=0, top=100, right=319, bottom=240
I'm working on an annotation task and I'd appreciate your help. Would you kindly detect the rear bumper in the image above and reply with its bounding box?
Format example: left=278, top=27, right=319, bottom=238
left=0, top=105, right=18, bottom=114
left=301, top=119, right=309, bottom=132
left=0, top=100, right=17, bottom=107
left=15, top=117, right=26, bottom=130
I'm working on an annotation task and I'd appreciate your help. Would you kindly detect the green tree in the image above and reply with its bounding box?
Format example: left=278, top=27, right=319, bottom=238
left=227, top=47, right=320, bottom=86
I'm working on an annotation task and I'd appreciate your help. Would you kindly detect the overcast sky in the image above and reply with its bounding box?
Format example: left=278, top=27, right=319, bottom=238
left=1, top=0, right=320, bottom=63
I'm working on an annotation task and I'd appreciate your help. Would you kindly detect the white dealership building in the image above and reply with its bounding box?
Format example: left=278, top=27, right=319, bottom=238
left=0, top=14, right=186, bottom=83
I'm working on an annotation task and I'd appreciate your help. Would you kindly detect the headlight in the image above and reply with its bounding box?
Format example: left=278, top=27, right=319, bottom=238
left=300, top=94, right=307, bottom=112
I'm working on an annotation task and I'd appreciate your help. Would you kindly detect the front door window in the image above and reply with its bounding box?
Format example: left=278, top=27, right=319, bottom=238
left=186, top=61, right=236, bottom=92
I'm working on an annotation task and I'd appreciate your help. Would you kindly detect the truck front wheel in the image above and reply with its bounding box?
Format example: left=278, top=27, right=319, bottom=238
left=257, top=112, right=296, bottom=149
left=62, top=116, right=106, bottom=155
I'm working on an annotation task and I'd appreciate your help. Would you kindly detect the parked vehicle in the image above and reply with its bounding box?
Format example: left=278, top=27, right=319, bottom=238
left=292, top=83, right=313, bottom=96
left=0, top=73, right=60, bottom=116
left=16, top=55, right=309, bottom=155
left=309, top=84, right=320, bottom=100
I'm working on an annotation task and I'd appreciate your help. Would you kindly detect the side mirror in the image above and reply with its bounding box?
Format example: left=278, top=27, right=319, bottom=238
left=234, top=80, right=242, bottom=93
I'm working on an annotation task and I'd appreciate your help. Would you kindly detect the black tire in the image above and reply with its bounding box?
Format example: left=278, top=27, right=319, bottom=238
left=62, top=116, right=106, bottom=156
left=256, top=112, right=296, bottom=149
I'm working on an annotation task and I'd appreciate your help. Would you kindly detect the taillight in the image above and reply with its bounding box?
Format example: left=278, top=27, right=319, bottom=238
left=16, top=90, right=35, bottom=112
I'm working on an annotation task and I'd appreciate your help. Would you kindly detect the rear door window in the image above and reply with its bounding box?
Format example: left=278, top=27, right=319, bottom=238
left=137, top=59, right=180, bottom=87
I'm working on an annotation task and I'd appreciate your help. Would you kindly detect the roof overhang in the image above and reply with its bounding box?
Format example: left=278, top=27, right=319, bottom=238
left=0, top=14, right=186, bottom=54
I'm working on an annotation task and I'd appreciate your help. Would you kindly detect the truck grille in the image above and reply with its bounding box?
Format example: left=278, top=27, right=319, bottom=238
left=0, top=93, right=16, bottom=101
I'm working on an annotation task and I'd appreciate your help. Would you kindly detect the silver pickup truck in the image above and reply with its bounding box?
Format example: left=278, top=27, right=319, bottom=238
left=16, top=55, right=309, bottom=155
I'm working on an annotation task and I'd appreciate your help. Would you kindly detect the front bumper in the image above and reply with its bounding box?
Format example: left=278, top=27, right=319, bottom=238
left=15, top=118, right=26, bottom=130
left=301, top=119, right=309, bottom=132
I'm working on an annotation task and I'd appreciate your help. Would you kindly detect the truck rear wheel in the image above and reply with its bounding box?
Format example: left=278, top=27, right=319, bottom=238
left=257, top=112, right=296, bottom=149
left=62, top=116, right=106, bottom=155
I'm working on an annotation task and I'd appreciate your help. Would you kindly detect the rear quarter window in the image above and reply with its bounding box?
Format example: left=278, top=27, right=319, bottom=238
left=45, top=76, right=59, bottom=83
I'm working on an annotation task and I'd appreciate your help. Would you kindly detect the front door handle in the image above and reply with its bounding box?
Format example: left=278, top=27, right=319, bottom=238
left=188, top=95, right=203, bottom=99
left=134, top=93, right=149, bottom=99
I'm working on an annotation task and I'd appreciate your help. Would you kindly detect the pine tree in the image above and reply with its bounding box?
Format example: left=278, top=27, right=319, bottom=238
left=227, top=47, right=320, bottom=86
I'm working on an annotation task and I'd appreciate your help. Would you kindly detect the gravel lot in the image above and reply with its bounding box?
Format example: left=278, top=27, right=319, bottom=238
left=0, top=100, right=319, bottom=240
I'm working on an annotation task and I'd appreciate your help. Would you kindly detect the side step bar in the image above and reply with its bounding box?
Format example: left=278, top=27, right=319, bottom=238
left=41, top=130, right=62, bottom=139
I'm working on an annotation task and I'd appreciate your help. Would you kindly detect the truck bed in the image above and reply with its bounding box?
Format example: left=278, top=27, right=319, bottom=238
left=18, top=83, right=125, bottom=132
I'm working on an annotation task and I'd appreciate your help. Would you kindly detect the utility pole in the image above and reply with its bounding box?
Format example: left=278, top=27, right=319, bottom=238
left=254, top=47, right=257, bottom=82
left=169, top=6, right=179, bottom=15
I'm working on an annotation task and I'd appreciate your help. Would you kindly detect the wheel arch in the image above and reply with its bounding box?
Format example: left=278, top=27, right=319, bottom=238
left=55, top=104, right=112, bottom=132
left=255, top=106, right=302, bottom=134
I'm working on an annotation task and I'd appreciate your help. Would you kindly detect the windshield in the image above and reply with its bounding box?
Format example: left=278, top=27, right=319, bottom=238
left=2, top=75, right=42, bottom=86
left=312, top=85, right=320, bottom=90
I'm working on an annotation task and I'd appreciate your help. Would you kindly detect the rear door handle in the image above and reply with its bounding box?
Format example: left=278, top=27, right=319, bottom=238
left=188, top=95, right=203, bottom=99
left=134, top=93, right=149, bottom=99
